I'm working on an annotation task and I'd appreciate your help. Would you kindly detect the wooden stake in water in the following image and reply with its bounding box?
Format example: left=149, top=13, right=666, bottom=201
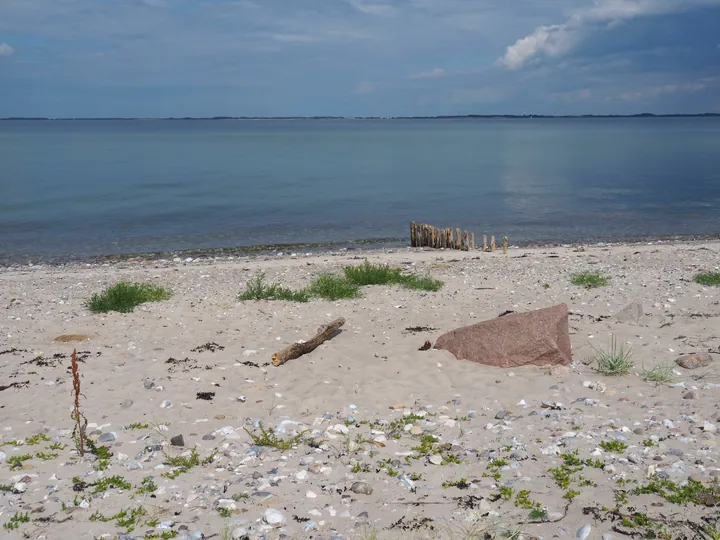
left=502, top=236, right=509, bottom=255
left=490, top=236, right=496, bottom=252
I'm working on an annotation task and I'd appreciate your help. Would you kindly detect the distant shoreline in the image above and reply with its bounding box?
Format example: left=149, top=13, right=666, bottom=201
left=2, top=113, right=720, bottom=121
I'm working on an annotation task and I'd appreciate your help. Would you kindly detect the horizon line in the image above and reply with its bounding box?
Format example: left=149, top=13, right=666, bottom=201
left=2, top=112, right=720, bottom=121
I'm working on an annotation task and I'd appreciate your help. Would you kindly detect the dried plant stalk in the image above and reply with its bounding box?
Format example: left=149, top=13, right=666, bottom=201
left=71, top=349, right=86, bottom=456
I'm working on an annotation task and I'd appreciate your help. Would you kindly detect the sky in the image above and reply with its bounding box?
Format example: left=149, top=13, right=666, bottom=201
left=1, top=0, right=719, bottom=117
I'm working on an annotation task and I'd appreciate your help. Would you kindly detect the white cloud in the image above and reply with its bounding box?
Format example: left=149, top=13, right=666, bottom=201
left=500, top=0, right=720, bottom=69
left=500, top=24, right=575, bottom=70
left=354, top=81, right=375, bottom=94
left=345, top=0, right=396, bottom=17
left=620, top=77, right=717, bottom=101
left=408, top=67, right=446, bottom=79
left=0, top=42, right=14, bottom=56
left=271, top=34, right=321, bottom=43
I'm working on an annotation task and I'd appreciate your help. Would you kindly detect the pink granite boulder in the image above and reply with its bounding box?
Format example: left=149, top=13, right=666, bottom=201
left=435, top=304, right=572, bottom=368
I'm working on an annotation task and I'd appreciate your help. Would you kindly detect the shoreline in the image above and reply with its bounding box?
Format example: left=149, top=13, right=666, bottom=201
left=2, top=231, right=720, bottom=269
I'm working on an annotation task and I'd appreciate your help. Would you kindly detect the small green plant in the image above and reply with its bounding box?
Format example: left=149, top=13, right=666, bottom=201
left=91, top=475, right=132, bottom=493
left=231, top=492, right=249, bottom=502
left=643, top=439, right=656, bottom=447
left=594, top=335, right=633, bottom=375
left=641, top=363, right=675, bottom=383
left=161, top=448, right=214, bottom=479
left=243, top=422, right=306, bottom=450
left=3, top=512, right=30, bottom=530
left=307, top=274, right=361, bottom=300
left=36, top=451, right=58, bottom=460
left=515, top=490, right=541, bottom=510
left=633, top=476, right=716, bottom=505
left=564, top=489, right=581, bottom=501
left=25, top=433, right=51, bottom=445
left=599, top=440, right=628, bottom=454
left=529, top=508, right=549, bottom=521
left=442, top=478, right=471, bottom=489
left=500, top=486, right=514, bottom=500
left=571, top=270, right=610, bottom=289
left=7, top=453, right=33, bottom=470
left=238, top=273, right=310, bottom=302
left=86, top=439, right=112, bottom=471
left=48, top=442, right=66, bottom=450
left=124, top=422, right=150, bottom=430
left=217, top=507, right=233, bottom=518
left=89, top=506, right=147, bottom=532
left=695, top=272, right=720, bottom=287
left=136, top=477, right=158, bottom=495
left=0, top=484, right=12, bottom=492
left=400, top=274, right=444, bottom=292
left=145, top=531, right=179, bottom=539
left=88, top=281, right=171, bottom=313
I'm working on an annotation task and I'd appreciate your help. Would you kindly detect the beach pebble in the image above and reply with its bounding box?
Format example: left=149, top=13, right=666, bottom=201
left=98, top=432, right=116, bottom=443
left=577, top=524, right=592, bottom=540
left=160, top=400, right=172, bottom=408
left=143, top=381, right=155, bottom=390
left=676, top=353, right=713, bottom=370
left=263, top=508, right=285, bottom=526
left=120, top=399, right=133, bottom=409
left=170, top=434, right=185, bottom=447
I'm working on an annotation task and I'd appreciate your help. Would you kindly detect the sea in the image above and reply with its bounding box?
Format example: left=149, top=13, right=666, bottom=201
left=1, top=118, right=720, bottom=264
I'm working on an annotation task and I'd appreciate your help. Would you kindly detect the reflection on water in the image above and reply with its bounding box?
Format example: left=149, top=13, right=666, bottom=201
left=1, top=118, right=720, bottom=263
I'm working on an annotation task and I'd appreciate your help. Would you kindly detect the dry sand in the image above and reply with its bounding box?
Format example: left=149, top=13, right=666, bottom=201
left=1, top=240, right=719, bottom=540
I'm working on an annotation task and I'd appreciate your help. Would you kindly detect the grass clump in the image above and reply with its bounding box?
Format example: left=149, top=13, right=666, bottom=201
left=161, top=448, right=214, bottom=479
left=594, top=335, right=633, bottom=376
left=695, top=272, right=720, bottom=287
left=238, top=273, right=310, bottom=302
left=7, top=454, right=33, bottom=470
left=641, top=363, right=675, bottom=384
left=91, top=474, right=132, bottom=494
left=344, top=261, right=444, bottom=292
left=88, top=281, right=171, bottom=313
left=633, top=476, right=717, bottom=505
left=571, top=270, right=610, bottom=289
left=307, top=274, right=361, bottom=300
left=244, top=422, right=307, bottom=450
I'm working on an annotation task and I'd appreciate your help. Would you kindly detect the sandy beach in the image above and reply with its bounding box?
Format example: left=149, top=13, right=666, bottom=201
left=1, top=240, right=719, bottom=540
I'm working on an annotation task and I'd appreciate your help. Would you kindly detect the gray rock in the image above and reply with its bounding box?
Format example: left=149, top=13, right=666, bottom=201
left=495, top=410, right=509, bottom=420
left=120, top=399, right=133, bottom=409
left=170, top=434, right=185, bottom=447
left=350, top=481, right=373, bottom=495
left=98, top=432, right=116, bottom=443
left=143, top=381, right=155, bottom=390
left=160, top=400, right=172, bottom=408
left=127, top=460, right=143, bottom=471
left=263, top=508, right=285, bottom=525
left=616, top=302, right=645, bottom=325
left=0, top=450, right=7, bottom=462
left=684, top=391, right=700, bottom=400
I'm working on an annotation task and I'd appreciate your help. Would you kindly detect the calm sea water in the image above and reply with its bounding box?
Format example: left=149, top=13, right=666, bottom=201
left=1, top=118, right=720, bottom=263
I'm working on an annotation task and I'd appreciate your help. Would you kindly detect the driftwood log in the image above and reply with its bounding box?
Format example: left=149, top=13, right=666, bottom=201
left=272, top=317, right=346, bottom=366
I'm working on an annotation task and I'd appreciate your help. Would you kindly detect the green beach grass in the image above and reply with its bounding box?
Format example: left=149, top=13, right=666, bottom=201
left=88, top=282, right=171, bottom=313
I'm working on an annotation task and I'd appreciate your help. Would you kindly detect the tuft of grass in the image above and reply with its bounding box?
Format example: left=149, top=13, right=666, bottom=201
left=244, top=422, right=307, bottom=450
left=344, top=261, right=444, bottom=292
left=8, top=454, right=33, bottom=470
left=594, top=335, right=633, bottom=376
left=344, top=261, right=404, bottom=286
left=88, top=281, right=171, bottom=313
left=3, top=512, right=30, bottom=530
left=161, top=447, right=214, bottom=479
left=695, top=272, right=720, bottom=287
left=641, top=363, right=676, bottom=384
left=307, top=274, right=361, bottom=300
left=238, top=273, right=310, bottom=302
left=91, top=474, right=132, bottom=494
left=571, top=270, right=610, bottom=289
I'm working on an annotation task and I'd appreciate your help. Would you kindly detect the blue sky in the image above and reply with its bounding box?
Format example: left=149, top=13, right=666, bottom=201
left=1, top=0, right=719, bottom=117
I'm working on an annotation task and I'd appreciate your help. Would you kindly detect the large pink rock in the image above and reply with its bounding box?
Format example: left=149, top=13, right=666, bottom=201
left=435, top=304, right=572, bottom=368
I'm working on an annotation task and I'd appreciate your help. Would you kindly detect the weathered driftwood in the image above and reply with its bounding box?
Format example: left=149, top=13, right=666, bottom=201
left=410, top=222, right=506, bottom=252
left=272, top=317, right=346, bottom=366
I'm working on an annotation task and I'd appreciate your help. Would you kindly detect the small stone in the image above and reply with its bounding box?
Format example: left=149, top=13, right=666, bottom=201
left=127, top=460, right=143, bottom=471
left=633, top=428, right=644, bottom=435
left=0, top=451, right=7, bottom=462
left=495, top=410, right=509, bottom=420
left=684, top=391, right=700, bottom=400
left=143, top=381, right=155, bottom=390
left=350, top=481, right=373, bottom=495
left=120, top=399, right=133, bottom=409
left=263, top=508, right=285, bottom=525
left=676, top=353, right=714, bottom=370
left=98, top=432, right=116, bottom=443
left=390, top=403, right=406, bottom=410
left=409, top=425, right=423, bottom=436
left=160, top=400, right=172, bottom=408
left=428, top=455, right=443, bottom=465
left=170, top=435, right=185, bottom=447
left=577, top=524, right=592, bottom=540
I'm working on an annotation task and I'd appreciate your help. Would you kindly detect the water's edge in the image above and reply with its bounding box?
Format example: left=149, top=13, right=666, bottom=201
left=2, top=232, right=719, bottom=269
